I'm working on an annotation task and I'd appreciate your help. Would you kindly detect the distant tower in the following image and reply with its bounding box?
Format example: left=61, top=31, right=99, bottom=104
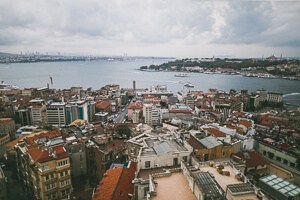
left=133, top=80, right=136, bottom=92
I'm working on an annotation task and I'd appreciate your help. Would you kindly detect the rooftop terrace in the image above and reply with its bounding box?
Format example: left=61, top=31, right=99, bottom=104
left=151, top=172, right=196, bottom=200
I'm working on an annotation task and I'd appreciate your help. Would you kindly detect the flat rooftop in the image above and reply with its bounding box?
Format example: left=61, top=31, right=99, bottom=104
left=151, top=172, right=196, bottom=200
left=198, top=164, right=242, bottom=191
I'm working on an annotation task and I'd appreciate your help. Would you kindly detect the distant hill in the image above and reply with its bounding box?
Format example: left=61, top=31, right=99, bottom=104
left=0, top=52, right=17, bottom=57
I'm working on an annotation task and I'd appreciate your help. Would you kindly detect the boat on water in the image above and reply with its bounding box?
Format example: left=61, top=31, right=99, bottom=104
left=184, top=82, right=194, bottom=88
left=175, top=73, right=190, bottom=77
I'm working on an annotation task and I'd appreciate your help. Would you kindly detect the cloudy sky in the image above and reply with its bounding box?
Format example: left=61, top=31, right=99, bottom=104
left=0, top=0, right=299, bottom=58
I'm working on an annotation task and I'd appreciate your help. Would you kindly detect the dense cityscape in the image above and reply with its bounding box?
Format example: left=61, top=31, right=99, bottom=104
left=0, top=78, right=299, bottom=200
left=1, top=0, right=300, bottom=199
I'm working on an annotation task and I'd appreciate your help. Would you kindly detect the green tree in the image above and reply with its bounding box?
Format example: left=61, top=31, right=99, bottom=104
left=116, top=124, right=131, bottom=138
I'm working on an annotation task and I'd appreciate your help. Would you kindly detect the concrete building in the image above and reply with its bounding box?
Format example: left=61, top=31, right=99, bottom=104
left=46, top=102, right=66, bottom=126
left=15, top=132, right=72, bottom=200
left=65, top=101, right=91, bottom=125
left=0, top=166, right=7, bottom=200
left=0, top=134, right=10, bottom=157
left=188, top=135, right=229, bottom=161
left=127, top=133, right=192, bottom=171
left=226, top=183, right=258, bottom=200
left=259, top=175, right=300, bottom=200
left=28, top=99, right=46, bottom=126
left=255, top=139, right=300, bottom=184
left=267, top=91, right=283, bottom=103
left=64, top=137, right=87, bottom=177
left=0, top=118, right=15, bottom=140
left=95, top=112, right=109, bottom=124
left=143, top=104, right=161, bottom=126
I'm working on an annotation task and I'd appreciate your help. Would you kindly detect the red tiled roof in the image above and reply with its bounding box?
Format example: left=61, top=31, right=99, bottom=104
left=239, top=119, right=252, bottom=128
left=169, top=109, right=193, bottom=113
left=93, top=162, right=137, bottom=200
left=127, top=102, right=142, bottom=110
left=27, top=144, right=68, bottom=163
left=96, top=100, right=111, bottom=110
left=203, top=128, right=226, bottom=137
left=234, top=151, right=269, bottom=168
left=231, top=112, right=246, bottom=118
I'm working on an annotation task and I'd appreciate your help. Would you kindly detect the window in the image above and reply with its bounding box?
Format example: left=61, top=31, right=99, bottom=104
left=267, top=152, right=274, bottom=159
left=57, top=160, right=68, bottom=167
left=283, top=159, right=288, bottom=165
left=45, top=173, right=55, bottom=181
left=40, top=165, right=49, bottom=171
left=263, top=151, right=266, bottom=155
left=290, top=163, right=295, bottom=168
left=60, top=179, right=70, bottom=187
left=60, top=170, right=68, bottom=177
left=47, top=192, right=57, bottom=200
left=183, top=156, right=188, bottom=162
left=145, top=161, right=150, bottom=168
left=276, top=156, right=281, bottom=162
left=61, top=188, right=70, bottom=197
left=46, top=183, right=56, bottom=191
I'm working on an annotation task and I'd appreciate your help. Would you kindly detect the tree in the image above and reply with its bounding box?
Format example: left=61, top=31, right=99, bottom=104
left=116, top=124, right=131, bottom=139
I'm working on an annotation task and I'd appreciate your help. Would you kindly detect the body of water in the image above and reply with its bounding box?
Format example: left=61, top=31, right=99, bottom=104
left=0, top=59, right=299, bottom=106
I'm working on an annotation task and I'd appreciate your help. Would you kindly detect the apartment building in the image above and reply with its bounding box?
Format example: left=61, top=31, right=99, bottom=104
left=46, top=102, right=66, bottom=126
left=29, top=99, right=46, bottom=126
left=27, top=144, right=72, bottom=200
left=127, top=133, right=192, bottom=171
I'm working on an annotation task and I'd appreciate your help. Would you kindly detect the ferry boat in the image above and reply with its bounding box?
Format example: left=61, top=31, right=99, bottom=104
left=174, top=73, right=190, bottom=77
left=184, top=83, right=194, bottom=88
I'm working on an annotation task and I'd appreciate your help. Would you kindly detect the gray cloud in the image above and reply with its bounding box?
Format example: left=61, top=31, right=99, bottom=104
left=0, top=0, right=299, bottom=57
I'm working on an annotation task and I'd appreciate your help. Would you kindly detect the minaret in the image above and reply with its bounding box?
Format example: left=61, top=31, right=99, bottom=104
left=133, top=80, right=136, bottom=96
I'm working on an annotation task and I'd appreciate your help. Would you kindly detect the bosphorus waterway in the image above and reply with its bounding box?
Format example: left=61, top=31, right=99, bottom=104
left=1, top=59, right=300, bottom=106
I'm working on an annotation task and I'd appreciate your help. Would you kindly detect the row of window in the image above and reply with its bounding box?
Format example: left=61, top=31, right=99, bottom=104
left=57, top=160, right=68, bottom=167
left=263, top=151, right=296, bottom=168
left=46, top=179, right=70, bottom=191
left=60, top=179, right=70, bottom=187
left=45, top=173, right=55, bottom=181
left=46, top=188, right=70, bottom=200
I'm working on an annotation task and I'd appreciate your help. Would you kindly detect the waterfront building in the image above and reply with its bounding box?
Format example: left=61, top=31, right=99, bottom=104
left=267, top=91, right=283, bottom=103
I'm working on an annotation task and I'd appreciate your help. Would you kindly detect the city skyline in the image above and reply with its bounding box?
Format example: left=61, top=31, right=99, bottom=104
left=0, top=0, right=300, bottom=58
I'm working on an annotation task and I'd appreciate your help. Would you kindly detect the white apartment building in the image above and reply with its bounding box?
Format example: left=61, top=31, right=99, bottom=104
left=29, top=99, right=46, bottom=126
left=46, top=102, right=66, bottom=126
left=143, top=104, right=161, bottom=126
left=267, top=92, right=283, bottom=103
left=127, top=133, right=192, bottom=171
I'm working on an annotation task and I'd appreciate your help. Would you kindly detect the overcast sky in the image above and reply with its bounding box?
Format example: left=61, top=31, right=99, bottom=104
left=0, top=0, right=299, bottom=58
